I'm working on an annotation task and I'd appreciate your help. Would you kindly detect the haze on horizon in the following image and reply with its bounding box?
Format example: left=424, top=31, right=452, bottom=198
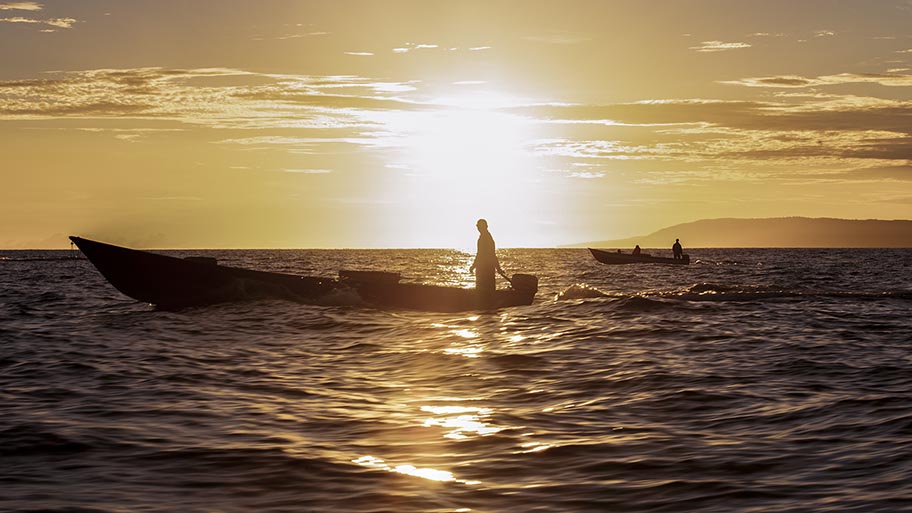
left=2, top=0, right=911, bottom=249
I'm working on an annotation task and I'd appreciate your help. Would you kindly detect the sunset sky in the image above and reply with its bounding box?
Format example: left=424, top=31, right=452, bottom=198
left=2, top=0, right=911, bottom=248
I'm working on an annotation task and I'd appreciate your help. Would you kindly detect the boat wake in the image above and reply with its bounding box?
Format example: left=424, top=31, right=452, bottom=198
left=555, top=283, right=611, bottom=301
left=555, top=281, right=912, bottom=306
left=664, top=283, right=912, bottom=302
left=668, top=282, right=791, bottom=302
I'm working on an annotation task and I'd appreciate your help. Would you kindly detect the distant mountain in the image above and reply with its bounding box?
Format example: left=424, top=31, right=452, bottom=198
left=568, top=217, right=912, bottom=248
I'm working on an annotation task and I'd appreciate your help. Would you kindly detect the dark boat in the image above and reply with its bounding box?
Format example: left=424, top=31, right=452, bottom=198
left=589, top=247, right=690, bottom=265
left=70, top=236, right=538, bottom=312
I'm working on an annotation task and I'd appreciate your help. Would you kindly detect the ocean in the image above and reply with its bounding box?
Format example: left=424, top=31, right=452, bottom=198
left=1, top=247, right=911, bottom=513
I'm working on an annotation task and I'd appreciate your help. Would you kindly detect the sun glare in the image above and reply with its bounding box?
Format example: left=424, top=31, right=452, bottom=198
left=368, top=92, right=542, bottom=248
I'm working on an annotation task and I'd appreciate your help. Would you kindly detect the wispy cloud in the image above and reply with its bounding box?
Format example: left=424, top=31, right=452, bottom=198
left=4, top=66, right=911, bottom=186
left=689, top=40, right=751, bottom=52
left=283, top=168, right=333, bottom=174
left=814, top=30, right=836, bottom=37
left=569, top=171, right=606, bottom=179
left=275, top=31, right=330, bottom=40
left=724, top=72, right=912, bottom=88
left=0, top=1, right=77, bottom=31
left=392, top=43, right=438, bottom=53
left=0, top=67, right=431, bottom=139
left=0, top=2, right=41, bottom=10
left=0, top=15, right=76, bottom=29
left=345, top=51, right=374, bottom=56
left=723, top=75, right=822, bottom=87
left=512, top=93, right=912, bottom=182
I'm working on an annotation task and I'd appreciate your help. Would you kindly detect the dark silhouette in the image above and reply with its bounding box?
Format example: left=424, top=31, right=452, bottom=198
left=632, top=244, right=641, bottom=256
left=70, top=236, right=538, bottom=312
left=469, top=218, right=505, bottom=293
left=672, top=238, right=683, bottom=260
left=589, top=247, right=690, bottom=265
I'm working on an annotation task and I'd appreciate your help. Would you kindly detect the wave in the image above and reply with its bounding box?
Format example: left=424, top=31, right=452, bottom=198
left=555, top=283, right=611, bottom=300
left=488, top=353, right=546, bottom=369
left=0, top=424, right=92, bottom=457
left=661, top=283, right=912, bottom=303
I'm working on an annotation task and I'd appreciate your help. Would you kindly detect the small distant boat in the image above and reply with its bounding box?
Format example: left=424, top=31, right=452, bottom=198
left=589, top=248, right=690, bottom=265
left=70, top=236, right=538, bottom=312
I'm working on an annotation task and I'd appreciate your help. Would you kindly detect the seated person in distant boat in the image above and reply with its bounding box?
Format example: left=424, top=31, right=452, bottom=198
left=469, top=218, right=505, bottom=294
left=632, top=245, right=641, bottom=256
left=672, top=238, right=683, bottom=260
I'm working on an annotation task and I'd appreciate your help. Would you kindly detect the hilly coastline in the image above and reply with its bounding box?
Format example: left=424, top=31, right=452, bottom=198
left=569, top=217, right=912, bottom=248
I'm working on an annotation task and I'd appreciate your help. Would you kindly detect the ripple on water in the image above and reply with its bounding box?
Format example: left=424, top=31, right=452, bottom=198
left=1, top=248, right=911, bottom=512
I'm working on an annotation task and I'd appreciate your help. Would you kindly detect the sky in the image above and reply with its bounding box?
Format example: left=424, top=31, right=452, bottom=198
left=2, top=0, right=911, bottom=248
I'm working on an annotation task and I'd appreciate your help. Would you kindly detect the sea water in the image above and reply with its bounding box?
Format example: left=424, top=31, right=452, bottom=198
left=1, top=248, right=910, bottom=512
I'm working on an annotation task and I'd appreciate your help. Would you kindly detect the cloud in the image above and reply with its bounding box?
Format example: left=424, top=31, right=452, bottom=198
left=723, top=75, right=824, bottom=88
left=275, top=31, right=330, bottom=40
left=345, top=52, right=374, bottom=56
left=283, top=168, right=333, bottom=174
left=814, top=30, right=836, bottom=37
left=511, top=94, right=912, bottom=176
left=0, top=67, right=426, bottom=121
left=689, top=40, right=751, bottom=52
left=0, top=2, right=42, bottom=10
left=0, top=2, right=76, bottom=30
left=391, top=43, right=438, bottom=53
left=510, top=99, right=769, bottom=127
left=569, top=171, right=605, bottom=179
left=789, top=165, right=912, bottom=183
left=468, top=46, right=491, bottom=51
left=724, top=73, right=912, bottom=88
left=234, top=91, right=426, bottom=111
left=0, top=15, right=76, bottom=29
left=5, top=66, right=910, bottom=184
left=531, top=138, right=651, bottom=161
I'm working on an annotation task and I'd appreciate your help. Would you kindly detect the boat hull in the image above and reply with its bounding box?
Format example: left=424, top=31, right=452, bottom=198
left=70, top=237, right=536, bottom=312
left=589, top=248, right=690, bottom=265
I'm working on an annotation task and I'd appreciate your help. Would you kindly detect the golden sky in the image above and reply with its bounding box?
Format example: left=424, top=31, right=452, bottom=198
left=2, top=0, right=911, bottom=248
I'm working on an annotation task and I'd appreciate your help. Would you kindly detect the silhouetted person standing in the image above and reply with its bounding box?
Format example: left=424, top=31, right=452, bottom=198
left=672, top=238, right=683, bottom=260
left=632, top=244, right=642, bottom=256
left=470, top=219, right=504, bottom=294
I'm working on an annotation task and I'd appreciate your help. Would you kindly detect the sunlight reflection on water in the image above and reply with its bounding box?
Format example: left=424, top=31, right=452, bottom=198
left=351, top=455, right=479, bottom=485
left=443, top=345, right=483, bottom=358
left=421, top=405, right=501, bottom=440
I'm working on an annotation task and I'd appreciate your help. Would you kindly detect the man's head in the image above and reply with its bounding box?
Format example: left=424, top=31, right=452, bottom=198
left=476, top=218, right=488, bottom=232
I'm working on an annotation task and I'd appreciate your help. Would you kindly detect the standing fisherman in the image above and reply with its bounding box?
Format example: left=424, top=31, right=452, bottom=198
left=469, top=219, right=505, bottom=294
left=672, top=238, right=683, bottom=260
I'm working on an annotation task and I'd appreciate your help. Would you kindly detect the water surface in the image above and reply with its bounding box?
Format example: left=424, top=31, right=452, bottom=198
left=2, top=248, right=911, bottom=512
